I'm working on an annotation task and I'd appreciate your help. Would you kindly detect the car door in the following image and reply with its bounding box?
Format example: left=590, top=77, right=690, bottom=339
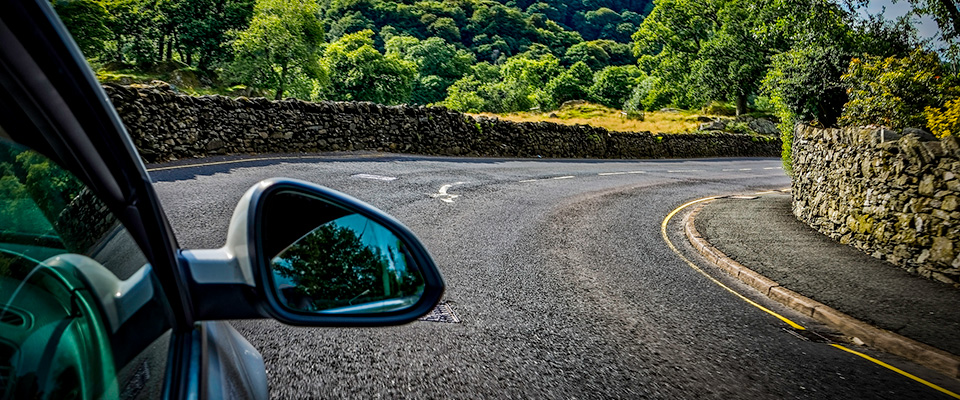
left=0, top=0, right=223, bottom=398
left=1, top=1, right=445, bottom=399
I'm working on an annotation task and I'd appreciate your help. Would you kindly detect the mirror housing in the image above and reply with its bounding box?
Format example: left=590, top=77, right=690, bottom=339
left=182, top=178, right=444, bottom=326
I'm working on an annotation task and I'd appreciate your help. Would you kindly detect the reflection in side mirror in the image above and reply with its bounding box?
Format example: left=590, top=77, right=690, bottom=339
left=182, top=178, right=443, bottom=326
left=250, top=179, right=444, bottom=326
left=270, top=210, right=425, bottom=314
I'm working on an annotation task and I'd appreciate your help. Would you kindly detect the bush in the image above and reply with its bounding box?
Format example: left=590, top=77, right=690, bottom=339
left=925, top=98, right=960, bottom=138
left=840, top=49, right=958, bottom=130
left=762, top=44, right=851, bottom=173
left=588, top=65, right=643, bottom=109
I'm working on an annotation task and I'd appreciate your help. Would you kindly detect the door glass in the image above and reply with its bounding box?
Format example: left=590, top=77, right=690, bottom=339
left=0, top=138, right=169, bottom=399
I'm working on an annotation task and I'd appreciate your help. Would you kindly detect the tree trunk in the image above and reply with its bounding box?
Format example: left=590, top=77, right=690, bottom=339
left=185, top=52, right=192, bottom=66
left=166, top=36, right=173, bottom=61
left=158, top=34, right=165, bottom=61
left=735, top=94, right=748, bottom=116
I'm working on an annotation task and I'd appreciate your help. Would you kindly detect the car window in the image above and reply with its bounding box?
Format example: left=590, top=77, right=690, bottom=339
left=0, top=138, right=170, bottom=400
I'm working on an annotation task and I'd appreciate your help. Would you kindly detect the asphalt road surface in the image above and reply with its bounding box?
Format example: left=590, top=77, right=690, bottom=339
left=151, top=154, right=959, bottom=399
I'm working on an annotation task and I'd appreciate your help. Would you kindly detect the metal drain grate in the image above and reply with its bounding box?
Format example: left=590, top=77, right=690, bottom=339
left=419, top=301, right=460, bottom=323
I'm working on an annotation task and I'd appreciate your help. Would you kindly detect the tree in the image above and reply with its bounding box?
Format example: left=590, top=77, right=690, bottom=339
left=323, top=30, right=417, bottom=104
left=693, top=1, right=769, bottom=116
left=101, top=0, right=163, bottom=64
left=52, top=0, right=113, bottom=59
left=840, top=49, right=958, bottom=129
left=172, top=0, right=255, bottom=71
left=632, top=0, right=723, bottom=109
left=385, top=35, right=475, bottom=104
left=563, top=41, right=610, bottom=70
left=273, top=224, right=387, bottom=309
left=227, top=0, right=325, bottom=100
left=544, top=60, right=594, bottom=107
left=588, top=65, right=643, bottom=108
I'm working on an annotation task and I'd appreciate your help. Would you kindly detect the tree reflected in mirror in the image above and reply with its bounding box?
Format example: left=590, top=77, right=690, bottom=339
left=270, top=214, right=425, bottom=314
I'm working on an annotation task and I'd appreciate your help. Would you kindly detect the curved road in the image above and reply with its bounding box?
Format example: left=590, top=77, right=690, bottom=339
left=151, top=154, right=958, bottom=399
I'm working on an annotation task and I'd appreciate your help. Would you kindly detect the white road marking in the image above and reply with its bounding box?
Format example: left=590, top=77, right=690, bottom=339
left=598, top=171, right=647, bottom=176
left=739, top=168, right=753, bottom=171
left=353, top=173, right=398, bottom=181
left=430, top=182, right=466, bottom=203
left=519, top=175, right=575, bottom=183
left=667, top=169, right=704, bottom=173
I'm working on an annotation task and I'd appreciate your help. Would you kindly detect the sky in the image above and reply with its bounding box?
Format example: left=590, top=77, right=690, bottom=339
left=860, top=0, right=946, bottom=47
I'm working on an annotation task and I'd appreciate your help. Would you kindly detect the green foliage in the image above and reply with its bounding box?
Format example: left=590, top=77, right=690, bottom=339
left=588, top=65, right=643, bottom=109
left=563, top=41, right=610, bottom=70
left=544, top=61, right=593, bottom=108
left=324, top=30, right=417, bottom=104
left=840, top=50, right=958, bottom=130
left=52, top=0, right=113, bottom=59
left=385, top=35, right=475, bottom=104
left=227, top=0, right=325, bottom=100
left=443, top=54, right=562, bottom=112
left=273, top=224, right=388, bottom=307
left=925, top=98, right=960, bottom=138
left=172, top=0, right=255, bottom=71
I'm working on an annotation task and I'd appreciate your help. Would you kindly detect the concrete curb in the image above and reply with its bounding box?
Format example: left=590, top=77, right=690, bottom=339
left=682, top=200, right=960, bottom=380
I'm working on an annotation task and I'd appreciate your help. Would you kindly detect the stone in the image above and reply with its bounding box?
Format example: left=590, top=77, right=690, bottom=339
left=919, top=175, right=936, bottom=196
left=873, top=128, right=902, bottom=144
left=747, top=118, right=779, bottom=135
left=205, top=139, right=223, bottom=151
left=902, top=127, right=937, bottom=141
left=930, top=236, right=955, bottom=264
left=699, top=121, right=727, bottom=131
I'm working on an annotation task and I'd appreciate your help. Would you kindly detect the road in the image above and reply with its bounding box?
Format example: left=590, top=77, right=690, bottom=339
left=151, top=154, right=958, bottom=399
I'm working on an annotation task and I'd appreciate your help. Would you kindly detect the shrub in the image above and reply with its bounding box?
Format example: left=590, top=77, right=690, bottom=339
left=588, top=65, right=643, bottom=109
left=840, top=49, right=957, bottom=130
left=762, top=44, right=851, bottom=173
left=925, top=98, right=960, bottom=138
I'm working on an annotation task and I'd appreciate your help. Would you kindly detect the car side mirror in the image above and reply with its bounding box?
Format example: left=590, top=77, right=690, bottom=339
left=181, top=178, right=444, bottom=326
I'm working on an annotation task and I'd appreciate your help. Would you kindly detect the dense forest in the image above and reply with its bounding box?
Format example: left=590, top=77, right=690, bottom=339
left=53, top=0, right=960, bottom=149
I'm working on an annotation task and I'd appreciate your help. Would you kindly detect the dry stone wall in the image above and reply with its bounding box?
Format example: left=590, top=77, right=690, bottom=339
left=792, top=124, right=960, bottom=286
left=103, top=84, right=780, bottom=163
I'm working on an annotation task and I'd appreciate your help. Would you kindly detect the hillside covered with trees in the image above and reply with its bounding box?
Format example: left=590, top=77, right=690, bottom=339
left=53, top=0, right=960, bottom=151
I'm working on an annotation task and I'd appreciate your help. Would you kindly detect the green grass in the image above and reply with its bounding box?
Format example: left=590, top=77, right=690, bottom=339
left=475, top=102, right=711, bottom=134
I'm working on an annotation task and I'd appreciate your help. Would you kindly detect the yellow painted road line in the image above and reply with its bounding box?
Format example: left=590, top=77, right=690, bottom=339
left=146, top=155, right=328, bottom=172
left=665, top=195, right=960, bottom=398
left=830, top=344, right=960, bottom=399
left=660, top=197, right=807, bottom=330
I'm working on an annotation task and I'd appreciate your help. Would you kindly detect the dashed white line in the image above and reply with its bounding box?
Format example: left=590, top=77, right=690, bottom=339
left=519, top=175, right=575, bottom=183
left=598, top=171, right=647, bottom=176
left=353, top=173, right=398, bottom=181
left=667, top=169, right=704, bottom=173
left=739, top=168, right=753, bottom=171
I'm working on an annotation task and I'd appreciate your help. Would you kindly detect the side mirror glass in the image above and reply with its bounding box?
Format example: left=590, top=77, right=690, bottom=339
left=251, top=179, right=444, bottom=326
left=266, top=194, right=425, bottom=314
